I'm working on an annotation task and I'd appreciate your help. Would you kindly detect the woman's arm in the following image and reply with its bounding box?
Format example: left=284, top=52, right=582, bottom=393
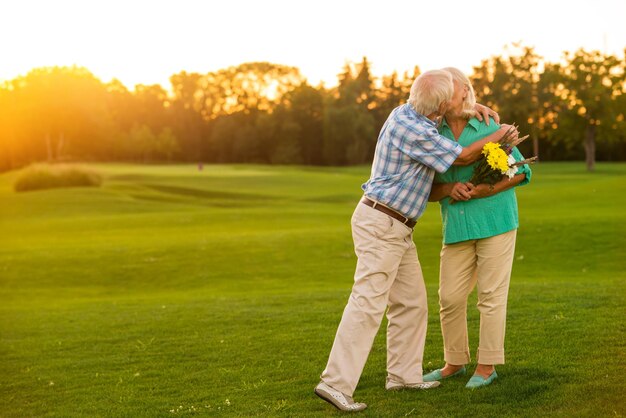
left=510, top=147, right=533, bottom=187
left=429, top=182, right=472, bottom=202
left=467, top=173, right=527, bottom=199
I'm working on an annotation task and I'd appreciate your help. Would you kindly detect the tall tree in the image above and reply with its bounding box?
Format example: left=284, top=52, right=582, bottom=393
left=324, top=58, right=377, bottom=165
left=133, top=84, right=170, bottom=133
left=373, top=67, right=419, bottom=134
left=168, top=72, right=207, bottom=161
left=0, top=82, right=17, bottom=170
left=470, top=45, right=580, bottom=160
left=558, top=49, right=625, bottom=171
left=271, top=82, right=326, bottom=165
left=202, top=62, right=304, bottom=117
left=3, top=66, right=111, bottom=163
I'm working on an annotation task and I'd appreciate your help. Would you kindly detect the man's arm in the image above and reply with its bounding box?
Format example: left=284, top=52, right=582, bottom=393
left=452, top=124, right=517, bottom=166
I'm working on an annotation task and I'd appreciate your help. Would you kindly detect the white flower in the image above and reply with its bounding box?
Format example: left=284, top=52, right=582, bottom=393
left=505, top=154, right=518, bottom=179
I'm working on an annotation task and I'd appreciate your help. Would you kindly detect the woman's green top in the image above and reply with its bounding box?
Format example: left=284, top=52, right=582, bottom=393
left=435, top=117, right=532, bottom=245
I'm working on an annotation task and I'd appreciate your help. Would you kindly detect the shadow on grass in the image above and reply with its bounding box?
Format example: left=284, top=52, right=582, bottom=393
left=120, top=182, right=278, bottom=207
left=472, top=366, right=554, bottom=405
left=357, top=366, right=555, bottom=407
left=141, top=183, right=274, bottom=202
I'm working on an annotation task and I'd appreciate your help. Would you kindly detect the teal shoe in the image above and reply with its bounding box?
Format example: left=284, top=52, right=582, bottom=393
left=423, top=366, right=467, bottom=382
left=465, top=371, right=498, bottom=389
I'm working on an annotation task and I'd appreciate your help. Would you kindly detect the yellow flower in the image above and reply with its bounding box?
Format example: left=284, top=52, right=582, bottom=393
left=482, top=142, right=500, bottom=156
left=483, top=143, right=509, bottom=173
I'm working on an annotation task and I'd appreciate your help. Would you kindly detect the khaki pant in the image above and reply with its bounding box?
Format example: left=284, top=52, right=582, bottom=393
left=320, top=202, right=428, bottom=396
left=438, top=229, right=517, bottom=366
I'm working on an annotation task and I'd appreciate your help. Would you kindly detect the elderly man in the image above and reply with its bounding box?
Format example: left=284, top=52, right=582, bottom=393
left=314, top=69, right=514, bottom=412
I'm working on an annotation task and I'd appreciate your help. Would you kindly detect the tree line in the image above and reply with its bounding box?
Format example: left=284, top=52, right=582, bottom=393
left=1, top=44, right=624, bottom=172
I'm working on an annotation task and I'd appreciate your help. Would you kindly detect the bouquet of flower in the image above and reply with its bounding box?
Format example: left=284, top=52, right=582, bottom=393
left=450, top=125, right=537, bottom=204
left=470, top=124, right=537, bottom=183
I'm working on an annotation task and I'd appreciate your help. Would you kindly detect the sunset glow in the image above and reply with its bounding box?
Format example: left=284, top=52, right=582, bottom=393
left=2, top=0, right=625, bottom=89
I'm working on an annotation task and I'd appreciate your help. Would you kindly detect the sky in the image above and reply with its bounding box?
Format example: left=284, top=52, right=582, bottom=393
left=2, top=0, right=625, bottom=90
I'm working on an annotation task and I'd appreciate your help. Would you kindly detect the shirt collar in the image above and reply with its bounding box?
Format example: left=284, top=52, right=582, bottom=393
left=440, top=116, right=480, bottom=132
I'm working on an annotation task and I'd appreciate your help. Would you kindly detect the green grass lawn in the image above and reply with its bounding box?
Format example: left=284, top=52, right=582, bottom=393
left=1, top=162, right=624, bottom=417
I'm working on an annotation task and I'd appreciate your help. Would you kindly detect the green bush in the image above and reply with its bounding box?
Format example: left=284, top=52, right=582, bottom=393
left=14, top=164, right=102, bottom=192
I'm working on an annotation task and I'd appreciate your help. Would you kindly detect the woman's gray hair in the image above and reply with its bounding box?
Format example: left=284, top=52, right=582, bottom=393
left=407, top=70, right=454, bottom=116
left=442, top=67, right=477, bottom=119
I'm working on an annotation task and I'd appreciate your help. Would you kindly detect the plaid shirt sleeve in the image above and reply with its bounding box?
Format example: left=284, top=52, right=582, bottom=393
left=395, top=119, right=463, bottom=173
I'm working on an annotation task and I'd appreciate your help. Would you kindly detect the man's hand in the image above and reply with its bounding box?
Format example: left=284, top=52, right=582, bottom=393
left=474, top=103, right=500, bottom=125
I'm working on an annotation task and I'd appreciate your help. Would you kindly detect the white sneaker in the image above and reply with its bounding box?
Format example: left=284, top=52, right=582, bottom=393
left=385, top=379, right=441, bottom=391
left=314, top=381, right=367, bottom=412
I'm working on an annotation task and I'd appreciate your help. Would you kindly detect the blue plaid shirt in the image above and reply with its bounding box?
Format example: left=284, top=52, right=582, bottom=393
left=362, top=103, right=462, bottom=221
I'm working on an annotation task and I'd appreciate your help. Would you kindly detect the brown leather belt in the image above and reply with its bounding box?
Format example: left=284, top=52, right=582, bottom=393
left=361, top=197, right=416, bottom=229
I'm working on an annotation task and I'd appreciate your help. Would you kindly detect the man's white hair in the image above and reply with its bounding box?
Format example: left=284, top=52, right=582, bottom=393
left=442, top=67, right=477, bottom=119
left=407, top=70, right=454, bottom=116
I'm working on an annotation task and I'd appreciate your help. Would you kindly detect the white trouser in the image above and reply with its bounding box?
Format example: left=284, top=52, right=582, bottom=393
left=320, top=203, right=428, bottom=395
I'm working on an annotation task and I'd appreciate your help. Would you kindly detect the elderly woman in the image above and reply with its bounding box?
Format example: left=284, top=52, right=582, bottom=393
left=424, top=67, right=532, bottom=388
